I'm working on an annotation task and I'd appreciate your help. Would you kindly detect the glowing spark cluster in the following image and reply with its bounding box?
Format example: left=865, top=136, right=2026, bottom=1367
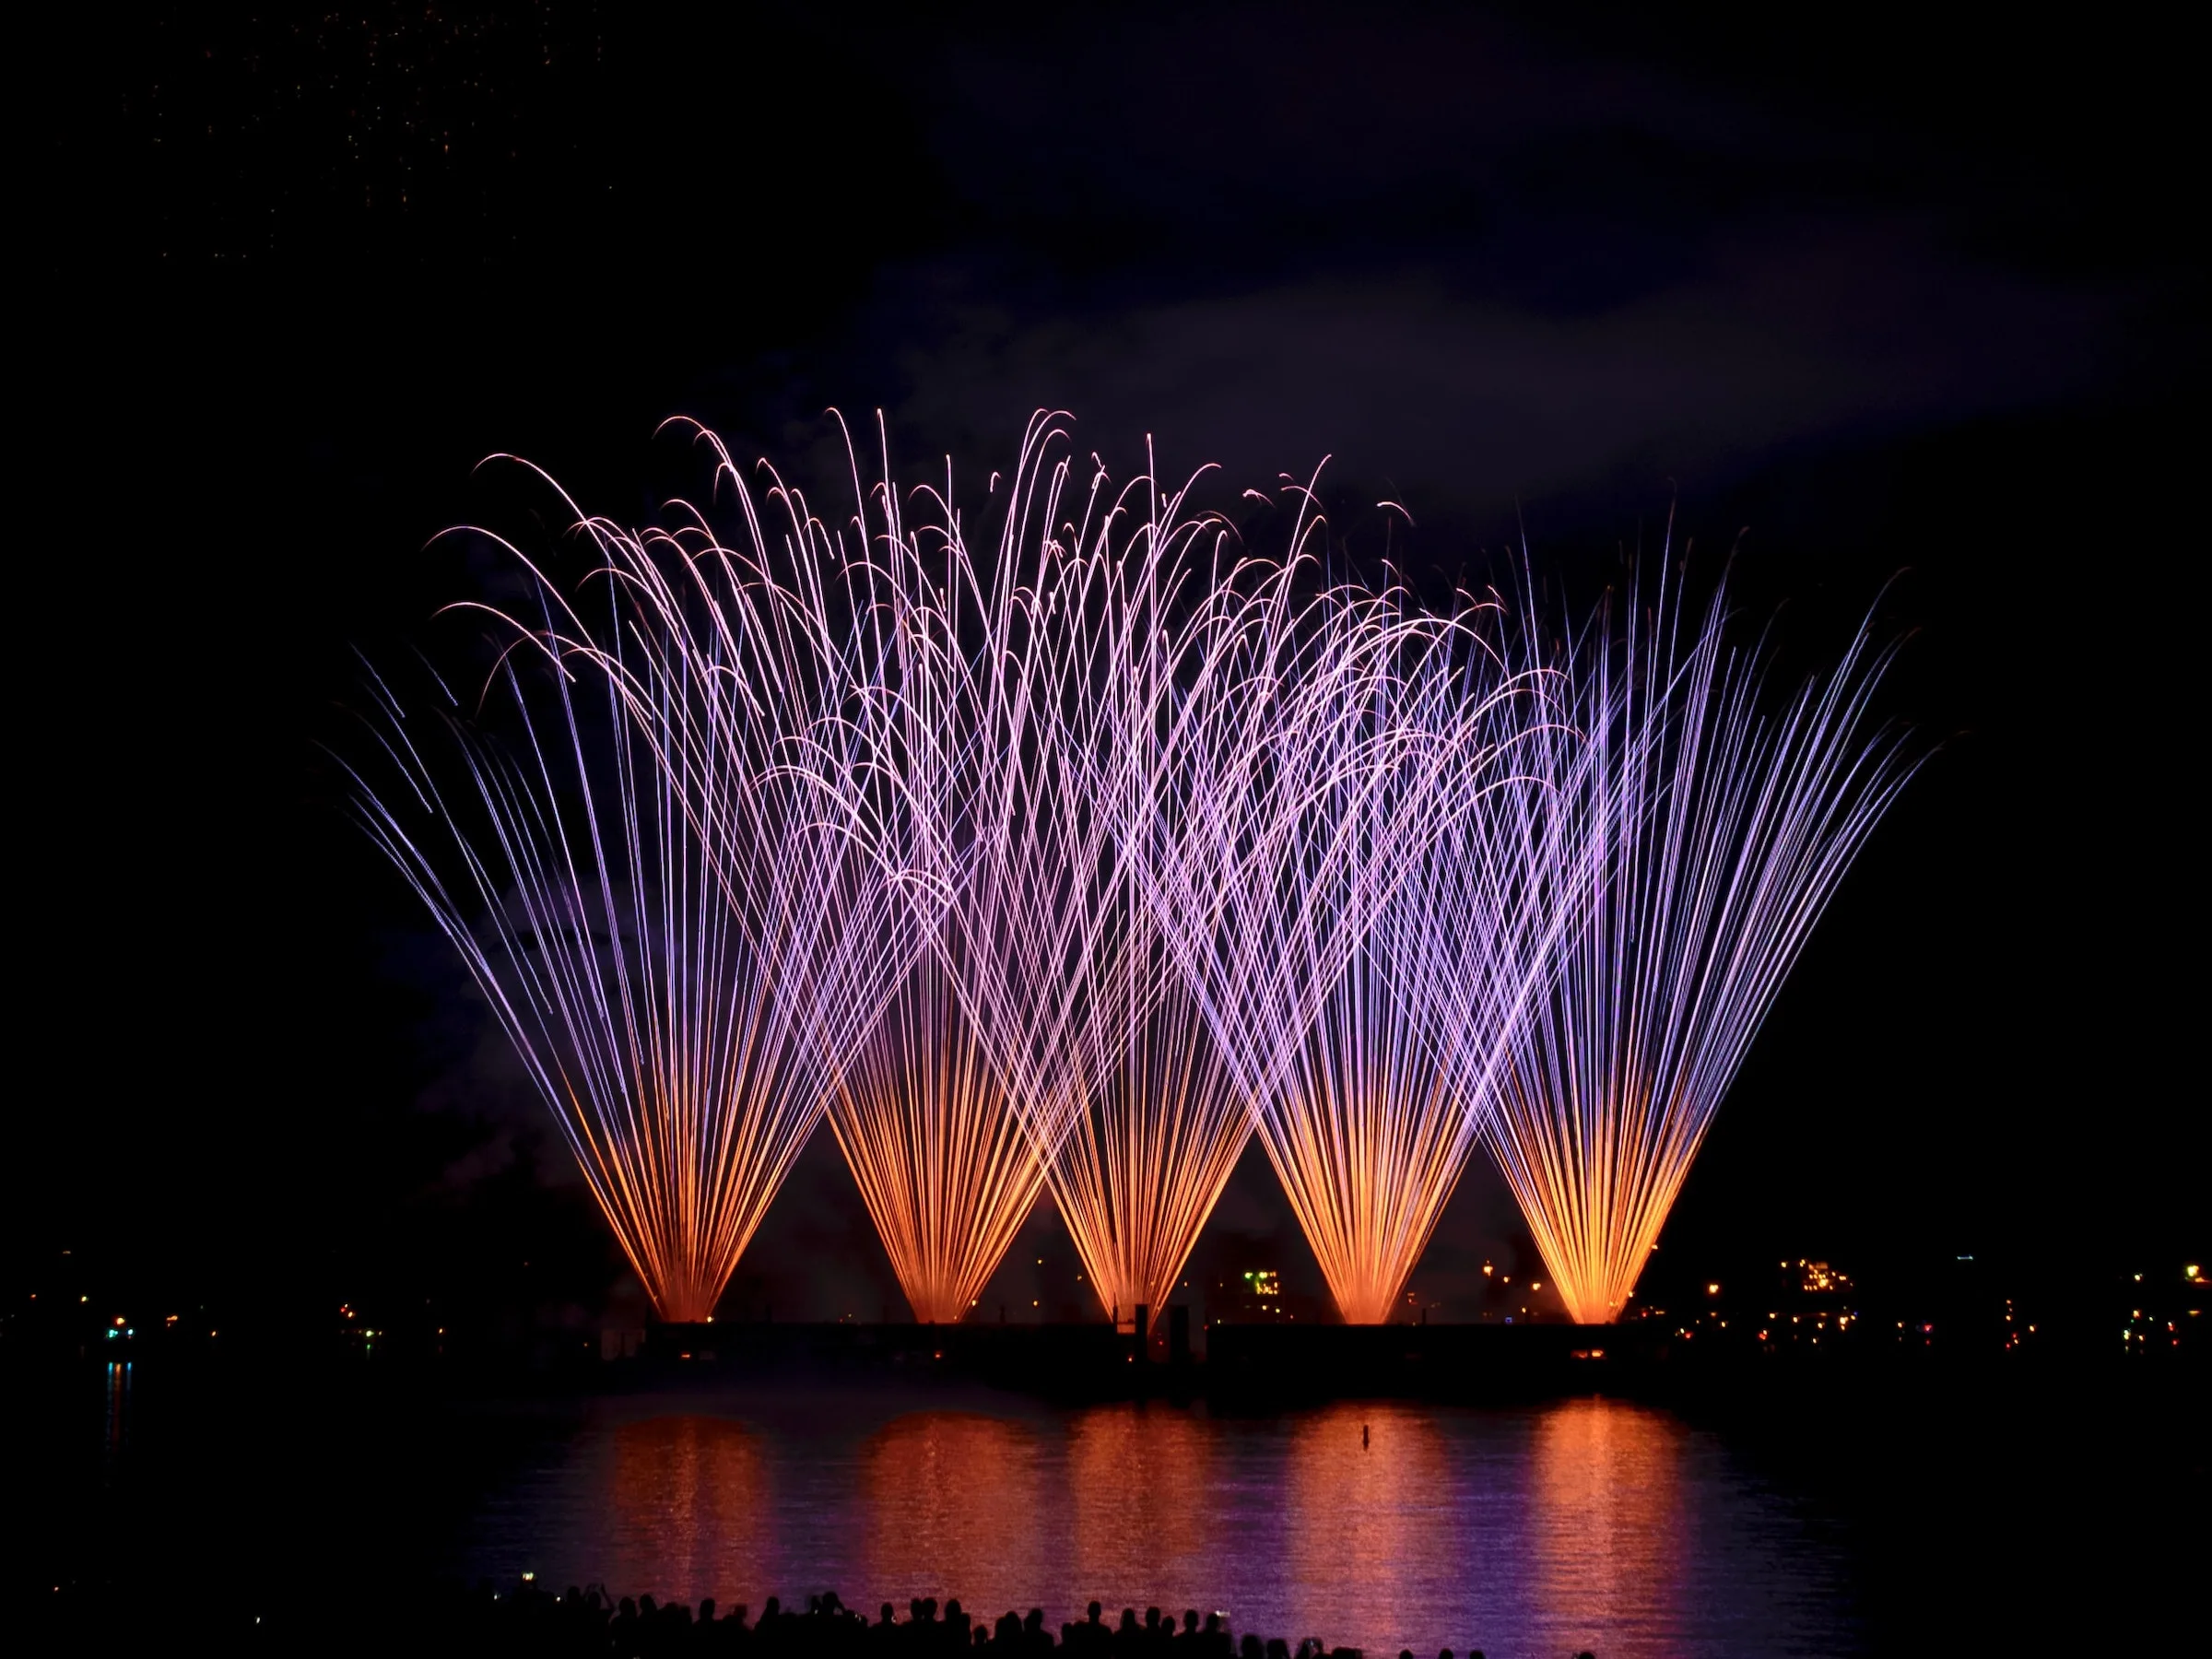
left=826, top=936, right=1042, bottom=1325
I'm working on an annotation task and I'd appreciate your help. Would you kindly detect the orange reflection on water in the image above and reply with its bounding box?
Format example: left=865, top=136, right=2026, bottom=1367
left=1281, top=1402, right=1453, bottom=1650
left=859, top=1411, right=1048, bottom=1613
left=1524, top=1398, right=1688, bottom=1651
left=1065, top=1404, right=1217, bottom=1604
left=602, top=1414, right=770, bottom=1604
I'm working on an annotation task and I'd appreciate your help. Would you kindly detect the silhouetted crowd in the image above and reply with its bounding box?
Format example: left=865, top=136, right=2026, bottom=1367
left=401, top=1583, right=1583, bottom=1659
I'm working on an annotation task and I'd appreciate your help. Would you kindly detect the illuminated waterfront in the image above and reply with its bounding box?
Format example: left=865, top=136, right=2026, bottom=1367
left=463, top=1388, right=1846, bottom=1658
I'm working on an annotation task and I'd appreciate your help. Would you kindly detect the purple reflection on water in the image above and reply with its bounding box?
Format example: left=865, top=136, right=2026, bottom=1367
left=468, top=1390, right=1852, bottom=1658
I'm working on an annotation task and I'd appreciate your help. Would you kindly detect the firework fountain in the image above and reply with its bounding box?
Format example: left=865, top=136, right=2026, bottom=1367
left=1261, top=620, right=1592, bottom=1326
left=1121, top=474, right=1558, bottom=1325
left=823, top=928, right=1043, bottom=1324
left=812, top=423, right=1052, bottom=1325
left=854, top=420, right=1265, bottom=1332
left=1015, top=443, right=1258, bottom=1332
left=348, top=441, right=922, bottom=1324
left=1485, top=571, right=1920, bottom=1324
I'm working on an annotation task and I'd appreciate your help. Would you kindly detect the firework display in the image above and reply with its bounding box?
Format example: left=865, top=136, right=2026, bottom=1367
left=1020, top=458, right=1258, bottom=1331
left=814, top=424, right=1055, bottom=1324
left=1256, top=632, right=1582, bottom=1324
left=353, top=419, right=1914, bottom=1330
left=852, top=423, right=1265, bottom=1331
left=347, top=441, right=922, bottom=1324
left=1484, top=573, right=1919, bottom=1323
left=1136, top=587, right=1569, bottom=1324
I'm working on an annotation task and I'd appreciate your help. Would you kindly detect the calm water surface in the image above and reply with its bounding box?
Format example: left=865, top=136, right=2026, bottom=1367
left=457, top=1388, right=1853, bottom=1658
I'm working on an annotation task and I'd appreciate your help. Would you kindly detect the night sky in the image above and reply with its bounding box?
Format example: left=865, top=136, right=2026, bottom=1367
left=18, top=5, right=2201, bottom=1335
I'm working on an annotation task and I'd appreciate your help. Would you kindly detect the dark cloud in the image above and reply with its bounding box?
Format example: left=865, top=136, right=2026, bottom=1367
left=868, top=218, right=2117, bottom=526
left=708, top=3, right=2168, bottom=546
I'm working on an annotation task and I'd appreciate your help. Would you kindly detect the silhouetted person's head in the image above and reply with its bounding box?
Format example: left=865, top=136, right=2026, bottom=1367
left=883, top=1604, right=898, bottom=1626
left=1088, top=1603, right=1104, bottom=1625
left=1241, top=1637, right=1264, bottom=1659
